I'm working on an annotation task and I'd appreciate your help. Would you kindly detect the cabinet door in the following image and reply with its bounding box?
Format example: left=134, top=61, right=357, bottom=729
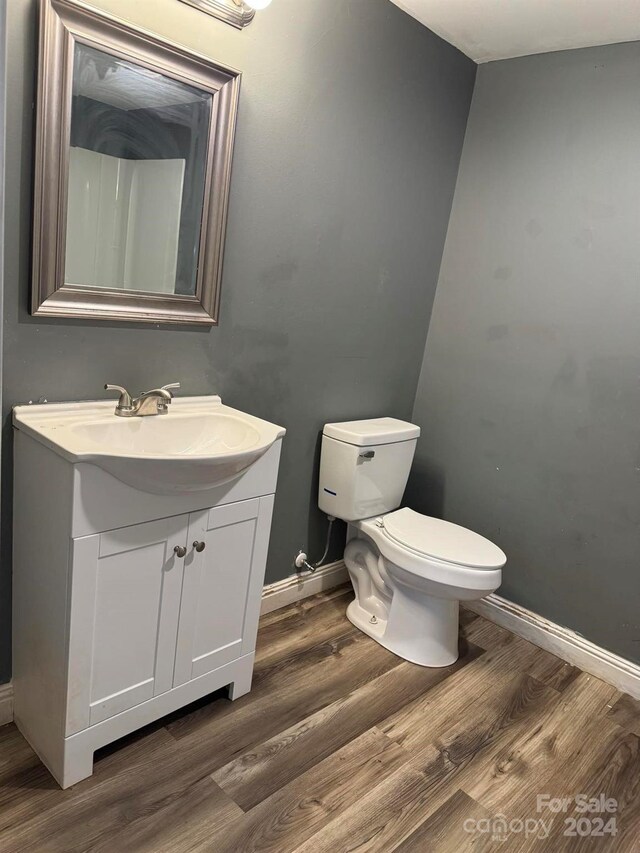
left=66, top=515, right=188, bottom=734
left=173, top=495, right=275, bottom=686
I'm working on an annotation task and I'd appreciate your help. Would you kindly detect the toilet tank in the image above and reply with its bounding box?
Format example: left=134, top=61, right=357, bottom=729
left=318, top=417, right=420, bottom=521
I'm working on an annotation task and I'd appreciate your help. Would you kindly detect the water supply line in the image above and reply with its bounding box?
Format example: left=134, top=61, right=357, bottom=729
left=295, top=515, right=336, bottom=574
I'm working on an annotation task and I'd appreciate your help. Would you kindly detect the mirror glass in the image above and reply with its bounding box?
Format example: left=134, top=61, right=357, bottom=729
left=66, top=43, right=212, bottom=296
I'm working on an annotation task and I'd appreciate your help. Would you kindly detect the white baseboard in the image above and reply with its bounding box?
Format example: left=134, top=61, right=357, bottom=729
left=260, top=560, right=349, bottom=616
left=467, top=594, right=640, bottom=700
left=0, top=682, right=13, bottom=726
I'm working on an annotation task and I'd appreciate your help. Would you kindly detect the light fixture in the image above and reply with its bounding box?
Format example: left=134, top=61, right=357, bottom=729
left=237, top=0, right=272, bottom=9
left=179, top=0, right=270, bottom=29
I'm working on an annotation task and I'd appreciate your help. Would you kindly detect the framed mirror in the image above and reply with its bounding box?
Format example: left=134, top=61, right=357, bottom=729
left=32, top=0, right=241, bottom=325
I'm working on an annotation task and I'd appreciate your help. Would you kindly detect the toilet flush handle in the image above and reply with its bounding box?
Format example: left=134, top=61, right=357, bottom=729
left=359, top=450, right=375, bottom=460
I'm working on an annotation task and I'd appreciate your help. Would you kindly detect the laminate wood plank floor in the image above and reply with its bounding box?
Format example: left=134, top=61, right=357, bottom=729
left=0, top=585, right=639, bottom=852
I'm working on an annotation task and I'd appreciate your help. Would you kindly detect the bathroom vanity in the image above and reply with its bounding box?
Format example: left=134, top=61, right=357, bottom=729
left=12, top=395, right=284, bottom=787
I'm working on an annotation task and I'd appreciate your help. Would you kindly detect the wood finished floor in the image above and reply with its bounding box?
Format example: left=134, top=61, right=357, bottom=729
left=0, top=586, right=639, bottom=852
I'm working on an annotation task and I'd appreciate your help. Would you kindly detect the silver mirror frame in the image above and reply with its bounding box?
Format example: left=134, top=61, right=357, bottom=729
left=32, top=0, right=241, bottom=325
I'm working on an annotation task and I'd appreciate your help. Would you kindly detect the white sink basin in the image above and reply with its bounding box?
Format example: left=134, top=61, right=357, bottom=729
left=13, top=396, right=286, bottom=495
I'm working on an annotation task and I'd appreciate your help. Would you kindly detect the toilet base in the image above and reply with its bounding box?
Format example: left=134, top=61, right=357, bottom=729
left=346, top=598, right=388, bottom=644
left=346, top=590, right=459, bottom=668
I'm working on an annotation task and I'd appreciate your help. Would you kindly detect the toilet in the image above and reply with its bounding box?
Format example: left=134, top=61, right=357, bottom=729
left=319, top=417, right=506, bottom=667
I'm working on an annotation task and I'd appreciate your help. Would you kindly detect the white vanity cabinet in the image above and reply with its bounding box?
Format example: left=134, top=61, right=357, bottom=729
left=12, top=401, right=284, bottom=789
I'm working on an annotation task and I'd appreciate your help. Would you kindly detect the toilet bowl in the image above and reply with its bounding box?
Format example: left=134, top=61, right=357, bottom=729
left=318, top=417, right=506, bottom=668
left=344, top=509, right=505, bottom=667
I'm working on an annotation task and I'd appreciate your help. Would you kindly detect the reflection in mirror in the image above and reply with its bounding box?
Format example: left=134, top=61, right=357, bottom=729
left=66, top=43, right=212, bottom=296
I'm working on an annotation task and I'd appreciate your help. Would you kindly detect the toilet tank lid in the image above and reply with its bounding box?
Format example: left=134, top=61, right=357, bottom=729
left=323, top=417, right=420, bottom=446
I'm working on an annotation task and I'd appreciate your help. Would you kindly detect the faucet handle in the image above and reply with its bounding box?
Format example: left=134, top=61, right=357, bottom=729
left=104, top=384, right=134, bottom=411
left=160, top=382, right=180, bottom=397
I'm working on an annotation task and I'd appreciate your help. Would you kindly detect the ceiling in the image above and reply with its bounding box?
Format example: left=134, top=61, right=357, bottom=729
left=389, top=0, right=640, bottom=63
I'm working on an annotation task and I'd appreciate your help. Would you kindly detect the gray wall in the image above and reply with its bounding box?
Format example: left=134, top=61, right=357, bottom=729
left=1, top=0, right=476, bottom=681
left=409, top=42, right=640, bottom=664
left=0, top=0, right=5, bottom=685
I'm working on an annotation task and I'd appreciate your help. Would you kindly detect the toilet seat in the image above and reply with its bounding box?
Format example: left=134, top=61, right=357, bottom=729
left=381, top=508, right=506, bottom=570
left=356, top=509, right=505, bottom=596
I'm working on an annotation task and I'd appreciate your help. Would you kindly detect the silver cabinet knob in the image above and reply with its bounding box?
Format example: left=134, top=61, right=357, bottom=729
left=173, top=545, right=187, bottom=558
left=193, top=540, right=206, bottom=553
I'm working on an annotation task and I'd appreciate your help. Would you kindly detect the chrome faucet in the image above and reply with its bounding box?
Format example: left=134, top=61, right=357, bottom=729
left=104, top=383, right=181, bottom=417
